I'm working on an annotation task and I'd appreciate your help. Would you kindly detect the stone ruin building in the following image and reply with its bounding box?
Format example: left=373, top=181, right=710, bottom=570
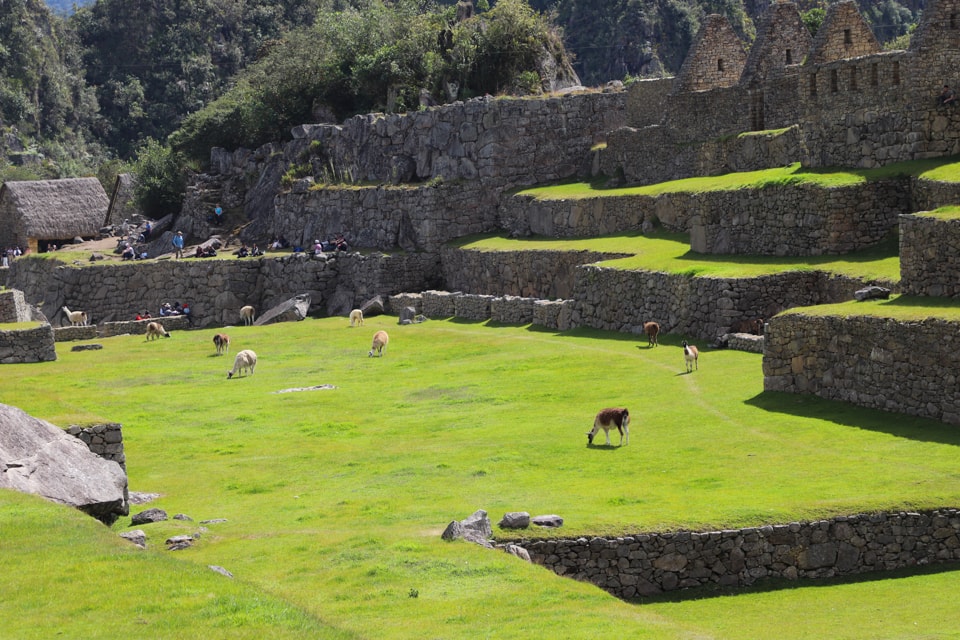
left=607, top=0, right=960, bottom=184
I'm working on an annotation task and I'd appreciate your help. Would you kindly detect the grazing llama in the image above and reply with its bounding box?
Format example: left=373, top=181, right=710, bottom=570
left=228, top=349, right=257, bottom=378
left=239, top=305, right=255, bottom=326
left=213, top=333, right=230, bottom=355
left=349, top=308, right=364, bottom=327
left=368, top=330, right=389, bottom=357
left=682, top=340, right=699, bottom=373
left=643, top=321, right=660, bottom=347
left=587, top=408, right=630, bottom=446
left=145, top=321, right=170, bottom=340
left=62, top=306, right=88, bottom=326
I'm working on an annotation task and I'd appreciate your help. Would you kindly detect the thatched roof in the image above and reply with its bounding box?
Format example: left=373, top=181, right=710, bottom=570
left=0, top=178, right=109, bottom=239
left=105, top=173, right=141, bottom=226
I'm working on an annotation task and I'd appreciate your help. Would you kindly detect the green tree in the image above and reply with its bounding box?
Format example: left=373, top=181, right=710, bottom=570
left=132, top=139, right=187, bottom=217
left=801, top=7, right=825, bottom=38
left=171, top=0, right=574, bottom=161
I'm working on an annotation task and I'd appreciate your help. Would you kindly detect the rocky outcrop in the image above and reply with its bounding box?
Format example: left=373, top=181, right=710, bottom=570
left=0, top=404, right=128, bottom=524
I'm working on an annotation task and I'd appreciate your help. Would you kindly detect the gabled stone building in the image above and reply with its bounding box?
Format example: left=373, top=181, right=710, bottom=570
left=0, top=178, right=108, bottom=253
left=606, top=0, right=960, bottom=183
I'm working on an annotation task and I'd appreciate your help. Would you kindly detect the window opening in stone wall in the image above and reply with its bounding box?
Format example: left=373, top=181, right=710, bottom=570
left=871, top=63, right=878, bottom=86
left=810, top=72, right=817, bottom=96
left=786, top=49, right=793, bottom=65
left=850, top=66, right=858, bottom=90
left=952, top=13, right=957, bottom=29
left=831, top=69, right=839, bottom=92
left=893, top=61, right=900, bottom=85
left=844, top=29, right=852, bottom=44
left=717, top=58, right=724, bottom=72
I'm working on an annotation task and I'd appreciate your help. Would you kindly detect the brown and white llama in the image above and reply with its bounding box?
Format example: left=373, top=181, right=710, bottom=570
left=239, top=305, right=255, bottom=326
left=213, top=333, right=230, bottom=355
left=587, top=408, right=630, bottom=446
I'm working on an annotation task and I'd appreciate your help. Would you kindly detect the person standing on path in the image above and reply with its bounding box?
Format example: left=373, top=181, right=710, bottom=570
left=172, top=231, right=185, bottom=259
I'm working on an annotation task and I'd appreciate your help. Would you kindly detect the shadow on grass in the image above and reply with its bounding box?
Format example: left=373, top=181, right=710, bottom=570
left=745, top=391, right=960, bottom=447
left=629, top=561, right=960, bottom=605
left=586, top=442, right=627, bottom=451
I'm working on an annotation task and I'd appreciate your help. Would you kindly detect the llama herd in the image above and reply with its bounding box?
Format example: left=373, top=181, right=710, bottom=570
left=133, top=304, right=391, bottom=379
left=68, top=298, right=733, bottom=448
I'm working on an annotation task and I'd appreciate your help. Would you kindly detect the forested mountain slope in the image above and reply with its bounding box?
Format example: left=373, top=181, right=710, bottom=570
left=6, top=0, right=926, bottom=184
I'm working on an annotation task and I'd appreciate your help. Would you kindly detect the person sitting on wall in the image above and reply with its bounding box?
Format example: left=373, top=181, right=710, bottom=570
left=334, top=233, right=349, bottom=252
left=251, top=244, right=263, bottom=256
left=234, top=245, right=249, bottom=258
left=939, top=85, right=957, bottom=106
left=121, top=243, right=136, bottom=260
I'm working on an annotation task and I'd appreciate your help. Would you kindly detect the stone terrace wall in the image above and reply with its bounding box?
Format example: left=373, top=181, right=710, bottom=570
left=763, top=312, right=960, bottom=424
left=572, top=267, right=876, bottom=340
left=413, top=290, right=577, bottom=331
left=910, top=178, right=960, bottom=212
left=202, top=92, right=628, bottom=248
left=403, top=261, right=880, bottom=342
left=500, top=170, right=906, bottom=247
left=600, top=123, right=803, bottom=187
left=0, top=322, right=55, bottom=363
left=624, top=78, right=675, bottom=128
left=515, top=509, right=960, bottom=599
left=99, top=316, right=191, bottom=337
left=690, top=179, right=910, bottom=255
left=271, top=181, right=499, bottom=253
left=900, top=212, right=960, bottom=297
left=285, top=92, right=627, bottom=187
left=500, top=192, right=690, bottom=237
left=440, top=247, right=628, bottom=300
left=6, top=253, right=438, bottom=329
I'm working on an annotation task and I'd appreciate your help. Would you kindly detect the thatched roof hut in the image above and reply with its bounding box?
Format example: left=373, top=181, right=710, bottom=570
left=0, top=178, right=108, bottom=253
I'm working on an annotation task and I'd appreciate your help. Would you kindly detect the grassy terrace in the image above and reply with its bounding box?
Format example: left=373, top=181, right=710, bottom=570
left=785, top=293, right=960, bottom=320
left=516, top=155, right=960, bottom=200
left=4, top=316, right=960, bottom=638
left=455, top=231, right=902, bottom=282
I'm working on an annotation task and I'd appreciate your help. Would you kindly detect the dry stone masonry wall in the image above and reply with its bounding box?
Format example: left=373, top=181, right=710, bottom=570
left=516, top=509, right=960, bottom=599
left=0, top=323, right=55, bottom=363
left=899, top=212, right=960, bottom=297
left=67, top=423, right=125, bottom=471
left=763, top=312, right=960, bottom=424
left=6, top=253, right=438, bottom=329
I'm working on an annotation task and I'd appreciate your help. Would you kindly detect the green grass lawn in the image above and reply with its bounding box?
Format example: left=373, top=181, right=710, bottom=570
left=3, top=316, right=960, bottom=638
left=455, top=231, right=902, bottom=282
left=517, top=155, right=960, bottom=200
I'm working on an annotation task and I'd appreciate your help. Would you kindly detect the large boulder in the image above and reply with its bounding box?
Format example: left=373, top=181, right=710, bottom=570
left=0, top=404, right=128, bottom=524
left=255, top=294, right=311, bottom=325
